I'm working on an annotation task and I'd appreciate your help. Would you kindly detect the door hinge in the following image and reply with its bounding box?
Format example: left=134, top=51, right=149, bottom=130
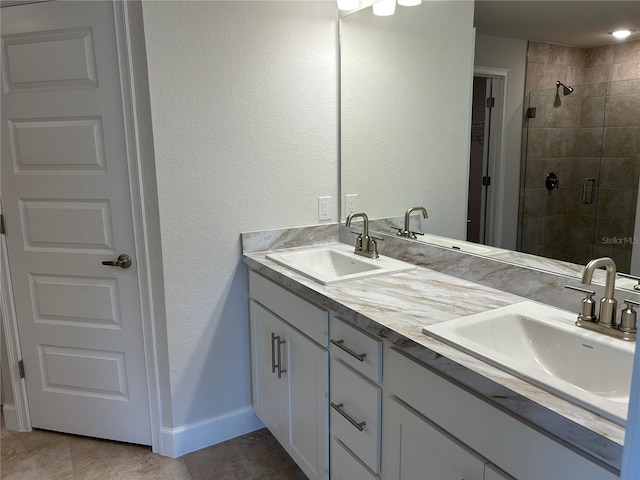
left=486, top=97, right=495, bottom=108
left=18, top=360, right=25, bottom=379
left=482, top=176, right=491, bottom=186
left=527, top=107, right=537, bottom=118
left=0, top=214, right=5, bottom=235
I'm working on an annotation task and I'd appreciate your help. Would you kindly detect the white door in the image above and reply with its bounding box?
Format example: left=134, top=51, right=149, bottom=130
left=1, top=0, right=151, bottom=444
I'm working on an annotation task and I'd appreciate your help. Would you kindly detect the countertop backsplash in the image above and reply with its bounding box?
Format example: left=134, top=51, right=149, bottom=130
left=240, top=222, right=640, bottom=318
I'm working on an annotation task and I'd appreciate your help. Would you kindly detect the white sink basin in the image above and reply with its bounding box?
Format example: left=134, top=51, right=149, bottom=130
left=423, top=301, right=635, bottom=425
left=266, top=243, right=415, bottom=285
left=419, top=234, right=500, bottom=255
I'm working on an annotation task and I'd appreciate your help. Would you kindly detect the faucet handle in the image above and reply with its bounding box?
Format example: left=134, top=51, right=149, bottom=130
left=617, top=272, right=640, bottom=291
left=620, top=299, right=640, bottom=333
left=564, top=285, right=597, bottom=323
left=564, top=285, right=595, bottom=296
left=396, top=228, right=424, bottom=239
left=369, top=238, right=380, bottom=258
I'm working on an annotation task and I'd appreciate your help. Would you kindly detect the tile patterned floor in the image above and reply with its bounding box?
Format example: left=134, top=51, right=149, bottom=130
left=1, top=414, right=306, bottom=479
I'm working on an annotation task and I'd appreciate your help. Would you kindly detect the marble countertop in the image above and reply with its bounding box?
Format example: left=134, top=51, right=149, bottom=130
left=244, top=243, right=626, bottom=474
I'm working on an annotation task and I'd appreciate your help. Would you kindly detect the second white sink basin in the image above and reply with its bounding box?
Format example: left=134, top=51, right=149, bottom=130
left=423, top=301, right=635, bottom=425
left=266, top=243, right=415, bottom=285
left=418, top=234, right=500, bottom=255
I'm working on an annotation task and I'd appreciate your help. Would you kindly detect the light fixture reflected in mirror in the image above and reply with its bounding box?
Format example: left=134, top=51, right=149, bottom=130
left=610, top=29, right=633, bottom=40
left=398, top=0, right=422, bottom=6
left=373, top=0, right=396, bottom=16
left=337, top=0, right=360, bottom=11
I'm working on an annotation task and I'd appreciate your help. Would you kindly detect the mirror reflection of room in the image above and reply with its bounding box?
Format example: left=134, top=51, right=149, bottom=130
left=340, top=1, right=640, bottom=276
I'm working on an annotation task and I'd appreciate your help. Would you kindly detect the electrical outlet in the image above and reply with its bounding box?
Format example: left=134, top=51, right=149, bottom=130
left=345, top=194, right=357, bottom=215
left=318, top=196, right=331, bottom=221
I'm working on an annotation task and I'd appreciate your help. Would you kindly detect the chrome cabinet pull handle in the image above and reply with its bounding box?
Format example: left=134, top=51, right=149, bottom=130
left=276, top=336, right=286, bottom=378
left=330, top=402, right=366, bottom=431
left=101, top=254, right=132, bottom=269
left=330, top=339, right=366, bottom=362
left=271, top=333, right=277, bottom=374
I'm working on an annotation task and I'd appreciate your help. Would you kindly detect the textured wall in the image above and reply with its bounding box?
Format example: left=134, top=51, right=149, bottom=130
left=141, top=1, right=338, bottom=428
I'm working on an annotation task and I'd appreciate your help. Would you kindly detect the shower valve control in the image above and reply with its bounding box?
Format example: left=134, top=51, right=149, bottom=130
left=546, top=172, right=559, bottom=190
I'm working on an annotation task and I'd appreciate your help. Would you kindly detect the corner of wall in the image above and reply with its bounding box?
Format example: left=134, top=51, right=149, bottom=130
left=157, top=406, right=264, bottom=458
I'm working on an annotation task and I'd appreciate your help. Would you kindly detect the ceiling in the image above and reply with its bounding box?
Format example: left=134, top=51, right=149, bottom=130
left=474, top=1, right=640, bottom=48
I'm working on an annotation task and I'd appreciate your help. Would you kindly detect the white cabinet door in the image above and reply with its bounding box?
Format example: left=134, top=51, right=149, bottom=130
left=249, top=301, right=287, bottom=439
left=249, top=297, right=328, bottom=480
left=285, top=325, right=329, bottom=480
left=384, top=398, right=486, bottom=480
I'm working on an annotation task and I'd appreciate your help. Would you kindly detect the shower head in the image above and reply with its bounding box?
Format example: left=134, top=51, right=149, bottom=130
left=556, top=81, right=574, bottom=96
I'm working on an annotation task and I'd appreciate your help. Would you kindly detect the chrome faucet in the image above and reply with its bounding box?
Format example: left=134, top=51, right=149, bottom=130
left=346, top=212, right=379, bottom=258
left=567, top=257, right=637, bottom=340
left=397, top=206, right=428, bottom=239
left=581, top=257, right=617, bottom=327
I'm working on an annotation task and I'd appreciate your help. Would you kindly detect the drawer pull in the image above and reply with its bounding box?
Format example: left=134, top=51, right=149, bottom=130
left=330, top=339, right=367, bottom=362
left=331, top=402, right=366, bottom=431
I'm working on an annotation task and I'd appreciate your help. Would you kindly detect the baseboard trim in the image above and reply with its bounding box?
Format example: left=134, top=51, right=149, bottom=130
left=158, top=406, right=264, bottom=457
left=2, top=403, right=19, bottom=431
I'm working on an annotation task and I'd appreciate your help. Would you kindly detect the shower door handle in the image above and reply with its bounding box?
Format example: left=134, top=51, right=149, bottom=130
left=582, top=178, right=596, bottom=204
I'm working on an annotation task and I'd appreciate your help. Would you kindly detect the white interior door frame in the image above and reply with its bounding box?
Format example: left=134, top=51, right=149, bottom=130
left=1, top=201, right=31, bottom=431
left=473, top=66, right=508, bottom=248
left=1, top=0, right=166, bottom=453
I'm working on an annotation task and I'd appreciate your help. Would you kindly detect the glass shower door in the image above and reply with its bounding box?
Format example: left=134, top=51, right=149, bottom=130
left=519, top=83, right=605, bottom=266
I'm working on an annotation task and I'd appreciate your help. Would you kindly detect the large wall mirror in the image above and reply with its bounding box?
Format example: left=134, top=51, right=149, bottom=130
left=340, top=0, right=640, bottom=284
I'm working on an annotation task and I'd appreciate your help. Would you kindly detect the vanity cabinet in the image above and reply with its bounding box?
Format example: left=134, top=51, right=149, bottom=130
left=249, top=272, right=329, bottom=480
left=247, top=266, right=617, bottom=480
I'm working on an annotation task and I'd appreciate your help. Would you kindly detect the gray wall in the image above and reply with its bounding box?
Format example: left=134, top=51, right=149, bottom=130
left=474, top=34, right=528, bottom=250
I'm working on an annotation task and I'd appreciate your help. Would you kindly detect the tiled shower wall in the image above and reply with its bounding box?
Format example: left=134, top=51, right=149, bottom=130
left=519, top=39, right=640, bottom=272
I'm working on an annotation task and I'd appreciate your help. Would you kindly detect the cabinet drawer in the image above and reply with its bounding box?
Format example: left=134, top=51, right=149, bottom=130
left=330, top=315, right=382, bottom=382
left=330, top=359, right=381, bottom=473
left=331, top=436, right=378, bottom=480
left=249, top=270, right=328, bottom=346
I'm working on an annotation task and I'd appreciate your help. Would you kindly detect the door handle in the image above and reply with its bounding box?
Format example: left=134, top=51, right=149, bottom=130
left=582, top=178, right=596, bottom=204
left=101, top=254, right=132, bottom=269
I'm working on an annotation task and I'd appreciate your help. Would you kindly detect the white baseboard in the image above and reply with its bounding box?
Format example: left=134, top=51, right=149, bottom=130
left=2, top=403, right=19, bottom=431
left=157, top=405, right=264, bottom=458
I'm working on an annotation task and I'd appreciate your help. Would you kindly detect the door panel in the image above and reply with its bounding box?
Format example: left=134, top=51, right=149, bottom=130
left=9, top=117, right=106, bottom=173
left=286, top=326, right=328, bottom=480
left=2, top=27, right=98, bottom=91
left=250, top=300, right=285, bottom=438
left=1, top=0, right=151, bottom=444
